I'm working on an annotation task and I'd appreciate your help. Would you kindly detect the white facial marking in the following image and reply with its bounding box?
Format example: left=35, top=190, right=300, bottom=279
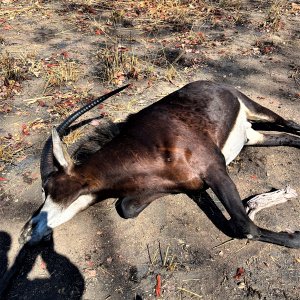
left=27, top=194, right=95, bottom=243
left=41, top=194, right=95, bottom=228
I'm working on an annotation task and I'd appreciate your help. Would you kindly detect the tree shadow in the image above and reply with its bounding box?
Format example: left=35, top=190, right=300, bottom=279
left=0, top=231, right=84, bottom=300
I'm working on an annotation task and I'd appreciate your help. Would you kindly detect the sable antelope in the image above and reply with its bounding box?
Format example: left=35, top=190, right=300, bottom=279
left=20, top=81, right=300, bottom=248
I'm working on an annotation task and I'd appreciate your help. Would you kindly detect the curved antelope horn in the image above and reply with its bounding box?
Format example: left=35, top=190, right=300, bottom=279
left=40, top=84, right=130, bottom=184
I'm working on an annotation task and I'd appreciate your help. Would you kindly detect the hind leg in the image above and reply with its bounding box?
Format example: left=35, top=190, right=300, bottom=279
left=237, top=91, right=300, bottom=133
left=203, top=160, right=300, bottom=248
left=245, top=127, right=300, bottom=147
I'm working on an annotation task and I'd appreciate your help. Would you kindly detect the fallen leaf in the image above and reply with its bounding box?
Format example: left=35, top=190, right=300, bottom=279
left=21, top=124, right=30, bottom=135
left=85, top=269, right=97, bottom=278
left=86, top=260, right=94, bottom=267
left=61, top=51, right=69, bottom=58
left=95, top=29, right=104, bottom=35
left=233, top=267, right=245, bottom=280
left=38, top=100, right=46, bottom=107
left=3, top=24, right=12, bottom=30
left=155, top=274, right=162, bottom=297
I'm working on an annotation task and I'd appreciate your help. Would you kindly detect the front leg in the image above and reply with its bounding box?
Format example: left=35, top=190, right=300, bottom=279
left=204, top=164, right=300, bottom=248
left=188, top=190, right=235, bottom=238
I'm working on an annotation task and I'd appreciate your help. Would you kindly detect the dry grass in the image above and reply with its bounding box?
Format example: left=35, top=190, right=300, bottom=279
left=1, top=50, right=81, bottom=95
left=47, top=90, right=91, bottom=118
left=0, top=51, right=33, bottom=99
left=43, top=60, right=81, bottom=92
left=0, top=0, right=46, bottom=20
left=108, top=0, right=208, bottom=31
left=147, top=243, right=178, bottom=272
left=288, top=63, right=300, bottom=85
left=63, top=127, right=85, bottom=147
left=262, top=0, right=288, bottom=31
left=72, top=0, right=99, bottom=4
left=0, top=2, right=42, bottom=19
left=0, top=135, right=28, bottom=168
left=0, top=52, right=28, bottom=82
left=165, top=65, right=181, bottom=83
left=96, top=45, right=142, bottom=84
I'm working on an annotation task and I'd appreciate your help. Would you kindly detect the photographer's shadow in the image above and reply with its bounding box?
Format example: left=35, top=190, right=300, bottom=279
left=0, top=231, right=84, bottom=300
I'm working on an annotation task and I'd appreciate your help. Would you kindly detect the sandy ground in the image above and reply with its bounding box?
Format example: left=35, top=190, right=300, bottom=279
left=0, top=1, right=300, bottom=299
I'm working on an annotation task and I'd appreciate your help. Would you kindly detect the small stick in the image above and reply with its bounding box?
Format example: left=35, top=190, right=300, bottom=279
left=178, top=287, right=203, bottom=298
left=168, top=254, right=175, bottom=269
left=158, top=241, right=163, bottom=266
left=98, top=266, right=114, bottom=277
left=23, top=96, right=52, bottom=104
left=212, top=238, right=235, bottom=249
left=163, top=245, right=169, bottom=267
left=182, top=278, right=202, bottom=282
left=146, top=244, right=152, bottom=265
left=152, top=248, right=160, bottom=265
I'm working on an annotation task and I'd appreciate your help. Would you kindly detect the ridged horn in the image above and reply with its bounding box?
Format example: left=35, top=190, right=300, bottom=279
left=40, top=84, right=130, bottom=184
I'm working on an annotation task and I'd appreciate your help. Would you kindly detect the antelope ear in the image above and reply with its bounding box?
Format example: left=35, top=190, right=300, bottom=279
left=52, top=127, right=73, bottom=174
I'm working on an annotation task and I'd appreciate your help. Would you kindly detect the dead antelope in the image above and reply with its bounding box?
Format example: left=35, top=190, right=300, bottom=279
left=20, top=81, right=300, bottom=248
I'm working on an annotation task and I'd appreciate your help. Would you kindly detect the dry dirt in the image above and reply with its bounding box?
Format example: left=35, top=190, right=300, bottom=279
left=0, top=1, right=300, bottom=299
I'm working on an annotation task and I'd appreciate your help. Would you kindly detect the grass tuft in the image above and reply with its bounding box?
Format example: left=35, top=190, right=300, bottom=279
left=262, top=0, right=287, bottom=31
left=96, top=45, right=142, bottom=84
left=43, top=60, right=81, bottom=92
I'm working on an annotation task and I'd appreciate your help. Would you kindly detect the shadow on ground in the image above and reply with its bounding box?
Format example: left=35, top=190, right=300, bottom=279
left=0, top=231, right=84, bottom=300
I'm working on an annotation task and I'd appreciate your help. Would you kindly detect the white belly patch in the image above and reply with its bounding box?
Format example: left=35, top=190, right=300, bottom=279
left=221, top=101, right=249, bottom=165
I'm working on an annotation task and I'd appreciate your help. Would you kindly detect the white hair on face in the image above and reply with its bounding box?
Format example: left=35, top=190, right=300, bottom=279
left=28, top=194, right=95, bottom=243
left=41, top=194, right=94, bottom=228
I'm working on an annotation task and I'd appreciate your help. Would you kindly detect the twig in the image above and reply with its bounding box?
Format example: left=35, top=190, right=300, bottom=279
left=182, top=278, right=202, bottom=282
left=158, top=241, right=163, bottom=266
left=212, top=238, right=235, bottom=249
left=23, top=96, right=52, bottom=104
left=178, top=287, right=202, bottom=298
left=163, top=245, right=169, bottom=267
left=152, top=248, right=160, bottom=265
left=98, top=266, right=114, bottom=277
left=146, top=244, right=152, bottom=265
